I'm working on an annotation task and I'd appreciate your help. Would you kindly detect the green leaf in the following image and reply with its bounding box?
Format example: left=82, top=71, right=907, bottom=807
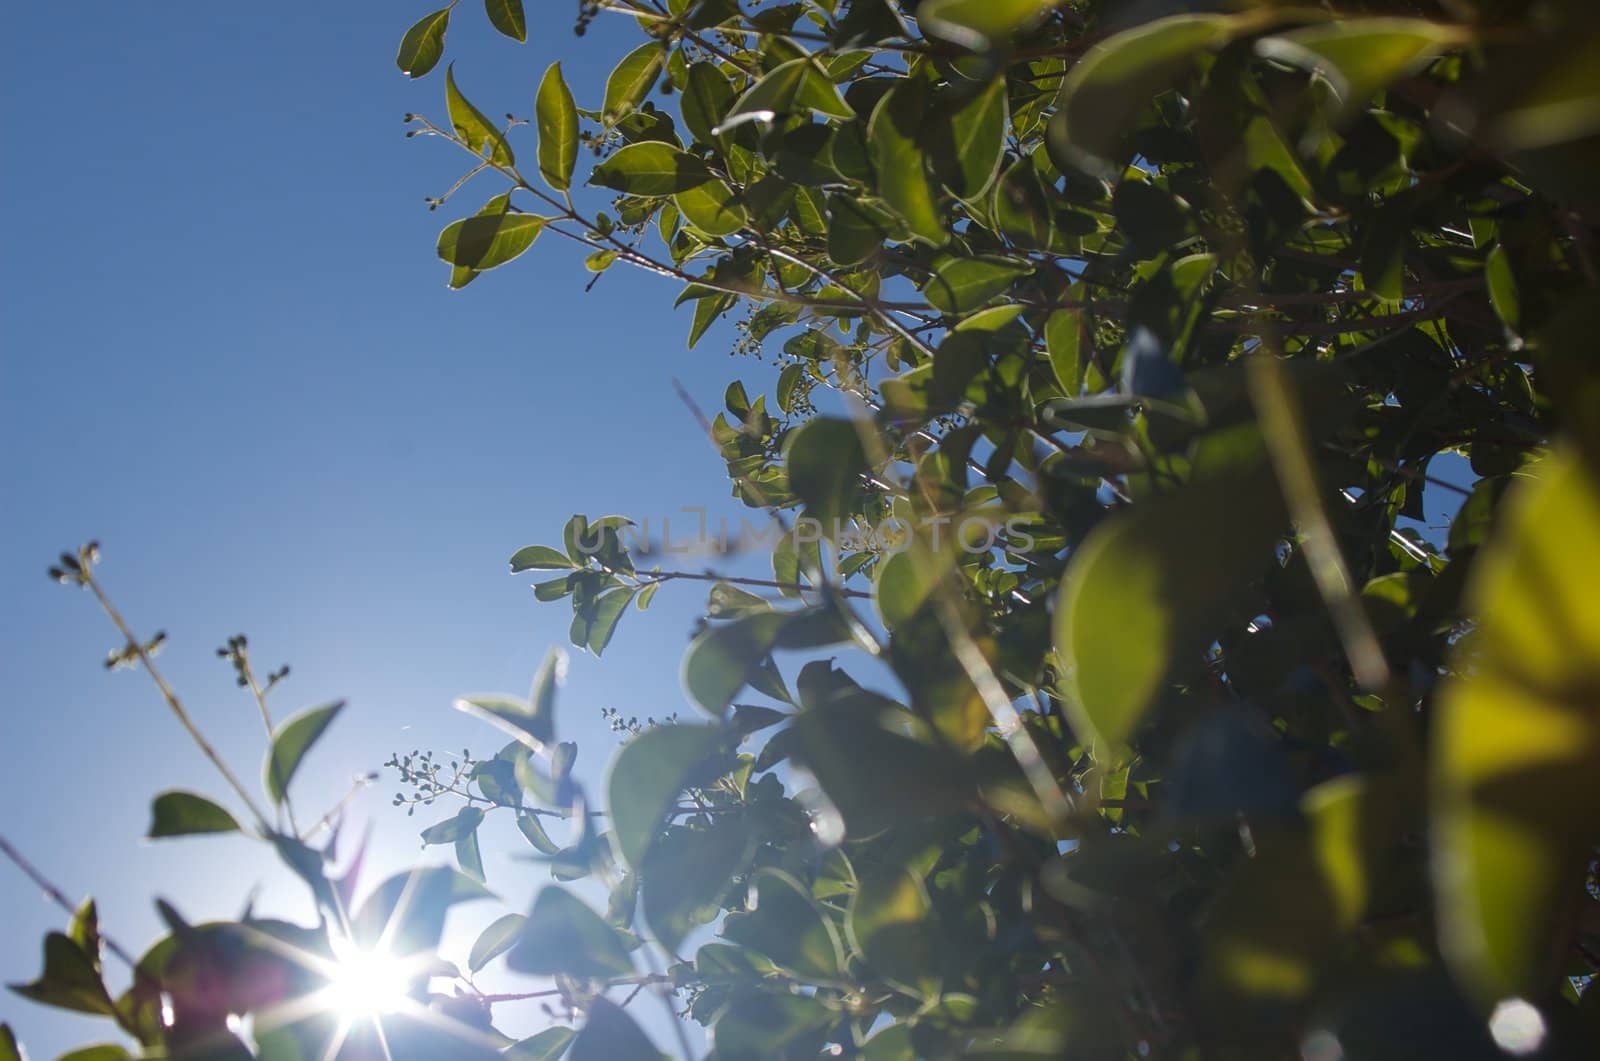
left=608, top=722, right=726, bottom=869
left=1054, top=464, right=1283, bottom=758
left=510, top=544, right=577, bottom=571
left=506, top=1027, right=576, bottom=1061
left=711, top=989, right=836, bottom=1058
left=827, top=194, right=896, bottom=266
left=7, top=933, right=114, bottom=1016
left=792, top=693, right=972, bottom=837
left=1484, top=244, right=1520, bottom=335
left=1433, top=448, right=1600, bottom=1004
left=918, top=0, right=1064, bottom=51
left=992, top=155, right=1055, bottom=250
left=1256, top=18, right=1468, bottom=118
left=1047, top=13, right=1244, bottom=178
left=536, top=62, right=579, bottom=191
left=591, top=141, right=713, bottom=196
left=721, top=868, right=845, bottom=981
left=682, top=612, right=786, bottom=717
left=870, top=78, right=946, bottom=244
left=720, top=58, right=853, bottom=131
left=0, top=1023, right=19, bottom=1061
left=507, top=887, right=635, bottom=979
left=436, top=213, right=545, bottom=272
left=445, top=64, right=512, bottom=166
left=568, top=999, right=661, bottom=1061
left=420, top=805, right=485, bottom=845
left=675, top=178, right=748, bottom=237
left=681, top=62, right=735, bottom=144
left=1045, top=307, right=1084, bottom=393
left=849, top=865, right=937, bottom=994
left=603, top=42, right=664, bottom=122
left=515, top=812, right=560, bottom=856
left=937, top=77, right=1008, bottom=199
left=785, top=417, right=868, bottom=533
left=1360, top=202, right=1409, bottom=301
left=922, top=255, right=1030, bottom=314
left=56, top=1047, right=133, bottom=1061
left=147, top=791, right=242, bottom=839
left=456, top=827, right=485, bottom=882
left=468, top=912, right=527, bottom=973
left=264, top=701, right=344, bottom=805
left=583, top=587, right=635, bottom=657
left=396, top=8, right=450, bottom=78
left=642, top=817, right=754, bottom=952
left=350, top=866, right=493, bottom=956
left=484, top=0, right=526, bottom=42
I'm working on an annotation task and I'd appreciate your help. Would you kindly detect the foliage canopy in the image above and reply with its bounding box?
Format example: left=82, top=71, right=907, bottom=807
left=9, top=1, right=1600, bottom=1059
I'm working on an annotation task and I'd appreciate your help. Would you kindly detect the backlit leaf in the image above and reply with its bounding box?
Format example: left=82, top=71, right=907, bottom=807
left=608, top=722, right=726, bottom=869
left=1433, top=448, right=1600, bottom=1004
left=507, top=887, right=634, bottom=979
left=147, top=791, right=241, bottom=839
left=264, top=701, right=344, bottom=805
left=396, top=8, right=450, bottom=78
left=536, top=62, right=578, bottom=191
left=445, top=65, right=512, bottom=166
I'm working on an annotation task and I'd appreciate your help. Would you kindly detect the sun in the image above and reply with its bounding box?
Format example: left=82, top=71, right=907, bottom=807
left=321, top=939, right=413, bottom=1020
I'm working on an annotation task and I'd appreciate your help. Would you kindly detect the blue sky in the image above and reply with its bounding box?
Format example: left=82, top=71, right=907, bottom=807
left=1, top=4, right=759, bottom=1053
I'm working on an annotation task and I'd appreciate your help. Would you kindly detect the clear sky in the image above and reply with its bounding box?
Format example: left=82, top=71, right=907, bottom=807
left=1, top=3, right=758, bottom=1053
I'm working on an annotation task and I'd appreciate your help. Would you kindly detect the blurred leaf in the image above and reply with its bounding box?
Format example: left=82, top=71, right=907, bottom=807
left=7, top=933, right=113, bottom=1016
left=506, top=1027, right=576, bottom=1061
left=396, top=8, right=450, bottom=78
left=1054, top=465, right=1282, bottom=758
left=785, top=417, right=869, bottom=533
left=350, top=867, right=493, bottom=955
left=536, top=62, right=578, bottom=191
left=792, top=694, right=972, bottom=837
left=264, top=701, right=344, bottom=805
left=421, top=805, right=484, bottom=845
left=919, top=0, right=1063, bottom=51
left=682, top=612, right=785, bottom=717
left=517, top=811, right=562, bottom=855
left=455, top=648, right=561, bottom=750
left=721, top=868, right=845, bottom=981
left=711, top=989, right=836, bottom=1058
left=507, top=887, right=634, bottom=980
left=468, top=912, right=526, bottom=973
left=849, top=865, right=937, bottom=994
left=1047, top=13, right=1245, bottom=178
left=642, top=817, right=753, bottom=952
left=608, top=722, right=725, bottom=869
left=1433, top=448, right=1600, bottom=1004
left=568, top=998, right=661, bottom=1061
left=147, top=791, right=242, bottom=839
left=1256, top=18, right=1469, bottom=118
left=455, top=827, right=484, bottom=882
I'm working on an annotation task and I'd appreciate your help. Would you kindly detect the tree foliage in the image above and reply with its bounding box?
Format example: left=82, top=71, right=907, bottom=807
left=11, top=1, right=1600, bottom=1059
